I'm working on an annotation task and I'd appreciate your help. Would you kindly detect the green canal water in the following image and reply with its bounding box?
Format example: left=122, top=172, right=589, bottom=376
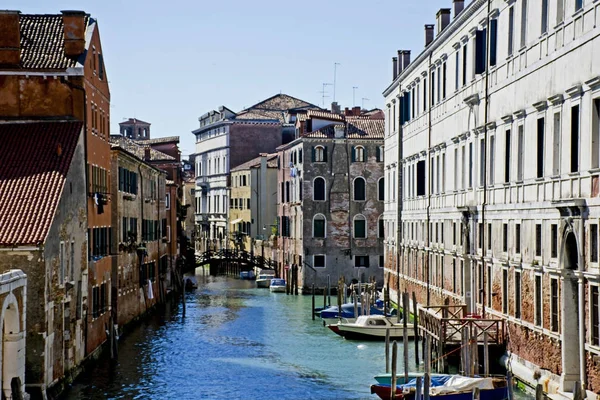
left=62, top=269, right=531, bottom=400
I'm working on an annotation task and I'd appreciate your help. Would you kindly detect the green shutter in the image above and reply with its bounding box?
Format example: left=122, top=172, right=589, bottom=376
left=312, top=147, right=316, bottom=162
left=323, top=146, right=328, bottom=162
left=351, top=146, right=356, bottom=162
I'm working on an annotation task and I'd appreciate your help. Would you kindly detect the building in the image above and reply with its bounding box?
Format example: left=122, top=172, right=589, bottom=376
left=119, top=118, right=151, bottom=140
left=0, top=10, right=113, bottom=396
left=109, top=137, right=168, bottom=327
left=193, top=94, right=319, bottom=253
left=383, top=0, right=600, bottom=395
left=0, top=121, right=86, bottom=397
left=229, top=153, right=279, bottom=259
left=277, top=109, right=385, bottom=289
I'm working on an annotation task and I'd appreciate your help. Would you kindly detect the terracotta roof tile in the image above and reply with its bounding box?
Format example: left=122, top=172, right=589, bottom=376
left=307, top=110, right=344, bottom=121
left=109, top=136, right=175, bottom=161
left=234, top=94, right=320, bottom=123
left=0, top=120, right=83, bottom=245
left=19, top=14, right=90, bottom=69
left=231, top=153, right=278, bottom=172
left=303, top=117, right=384, bottom=139
left=135, top=136, right=179, bottom=145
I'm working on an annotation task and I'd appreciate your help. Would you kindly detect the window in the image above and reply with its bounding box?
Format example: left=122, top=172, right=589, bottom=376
left=378, top=217, right=384, bottom=238
left=490, top=19, right=497, bottom=66
left=311, top=177, right=325, bottom=201
left=532, top=223, right=542, bottom=257
left=592, top=223, right=598, bottom=262
left=379, top=256, right=384, bottom=268
left=468, top=143, right=473, bottom=188
left=313, top=214, right=326, bottom=238
left=165, top=192, right=171, bottom=210
left=551, top=278, right=559, bottom=332
left=515, top=270, right=522, bottom=318
left=313, top=146, right=327, bottom=162
left=353, top=146, right=365, bottom=162
left=442, top=62, right=447, bottom=99
left=592, top=285, right=599, bottom=345
left=354, top=215, right=367, bottom=238
left=489, top=136, right=495, bottom=185
left=455, top=51, right=460, bottom=91
left=462, top=44, right=467, bottom=86
left=431, top=71, right=435, bottom=106
left=553, top=112, right=561, bottom=175
left=541, top=0, right=549, bottom=34
left=508, top=6, right=514, bottom=56
left=594, top=100, right=600, bottom=169
left=515, top=125, right=524, bottom=181
left=505, top=129, right=511, bottom=182
left=355, top=256, right=369, bottom=268
left=475, top=28, right=487, bottom=74
left=537, top=118, right=545, bottom=178
left=478, top=223, right=483, bottom=249
left=353, top=177, right=366, bottom=201
left=502, top=268, right=508, bottom=314
left=423, top=78, right=427, bottom=111
left=90, top=227, right=111, bottom=257
left=575, top=0, right=583, bottom=11
left=535, top=275, right=542, bottom=326
left=479, top=138, right=485, bottom=186
left=285, top=181, right=290, bottom=203
left=378, top=178, right=384, bottom=201
left=314, top=255, right=326, bottom=268
left=70, top=241, right=75, bottom=281
left=416, top=160, right=426, bottom=196
left=118, top=167, right=138, bottom=194
left=557, top=0, right=564, bottom=24
left=520, top=0, right=527, bottom=48
left=551, top=224, right=558, bottom=258
left=60, top=241, right=65, bottom=285
left=376, top=146, right=383, bottom=162
left=487, top=223, right=492, bottom=251
left=503, top=223, right=508, bottom=252
left=515, top=223, right=521, bottom=254
left=571, top=105, right=580, bottom=172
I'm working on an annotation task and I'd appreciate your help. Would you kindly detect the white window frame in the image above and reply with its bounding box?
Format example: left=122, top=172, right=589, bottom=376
left=314, top=254, right=326, bottom=268
left=165, top=192, right=171, bottom=210
left=353, top=214, right=367, bottom=239
left=355, top=146, right=365, bottom=162
left=313, top=176, right=326, bottom=201
left=315, top=146, right=325, bottom=162
left=353, top=176, right=367, bottom=202
left=312, top=214, right=327, bottom=238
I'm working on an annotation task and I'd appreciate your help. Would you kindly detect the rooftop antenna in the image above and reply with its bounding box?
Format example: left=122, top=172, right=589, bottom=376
left=352, top=86, right=359, bottom=107
left=333, top=62, right=341, bottom=102
left=361, top=97, right=370, bottom=110
left=320, top=83, right=333, bottom=108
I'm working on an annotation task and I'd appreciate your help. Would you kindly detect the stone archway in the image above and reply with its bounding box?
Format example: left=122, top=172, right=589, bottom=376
left=0, top=292, right=23, bottom=400
left=560, top=229, right=582, bottom=392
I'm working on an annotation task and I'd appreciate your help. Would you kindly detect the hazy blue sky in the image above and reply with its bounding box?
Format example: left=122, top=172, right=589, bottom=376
left=7, top=0, right=459, bottom=156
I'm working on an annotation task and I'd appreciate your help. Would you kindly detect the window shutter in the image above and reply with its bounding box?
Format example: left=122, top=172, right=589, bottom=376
left=376, top=146, right=380, bottom=162
left=363, top=147, right=367, bottom=161
left=312, top=146, right=316, bottom=162
left=475, top=29, right=487, bottom=74
left=351, top=146, right=356, bottom=162
left=323, top=146, right=328, bottom=162
left=399, top=97, right=405, bottom=125
left=406, top=92, right=411, bottom=121
left=490, top=20, right=498, bottom=66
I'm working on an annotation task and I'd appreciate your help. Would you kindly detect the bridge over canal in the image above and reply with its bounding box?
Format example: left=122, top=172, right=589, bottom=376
left=191, top=249, right=278, bottom=277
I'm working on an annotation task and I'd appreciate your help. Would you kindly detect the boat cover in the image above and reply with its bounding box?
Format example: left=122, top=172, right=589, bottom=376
left=400, top=376, right=495, bottom=395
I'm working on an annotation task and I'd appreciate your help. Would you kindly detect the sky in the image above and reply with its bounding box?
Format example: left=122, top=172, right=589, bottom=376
left=7, top=0, right=461, bottom=157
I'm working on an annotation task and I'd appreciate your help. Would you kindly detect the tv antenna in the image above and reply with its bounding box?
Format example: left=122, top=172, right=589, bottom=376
left=320, top=83, right=333, bottom=108
left=361, top=97, right=370, bottom=110
left=352, top=86, right=358, bottom=106
left=333, top=62, right=341, bottom=102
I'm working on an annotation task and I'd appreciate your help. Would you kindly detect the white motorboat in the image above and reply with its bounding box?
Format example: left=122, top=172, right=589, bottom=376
left=328, top=315, right=414, bottom=341
left=256, top=272, right=275, bottom=288
left=269, top=278, right=286, bottom=293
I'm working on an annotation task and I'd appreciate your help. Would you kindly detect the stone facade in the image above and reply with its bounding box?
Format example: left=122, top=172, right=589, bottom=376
left=383, top=0, right=600, bottom=395
left=278, top=113, right=385, bottom=289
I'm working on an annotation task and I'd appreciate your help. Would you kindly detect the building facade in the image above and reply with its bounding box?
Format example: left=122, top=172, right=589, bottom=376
left=193, top=95, right=319, bottom=253
left=278, top=110, right=385, bottom=289
left=383, top=0, right=600, bottom=395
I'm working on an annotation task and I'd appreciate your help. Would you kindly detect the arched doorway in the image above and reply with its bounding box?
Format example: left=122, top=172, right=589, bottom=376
left=1, top=297, right=21, bottom=399
left=560, top=230, right=581, bottom=391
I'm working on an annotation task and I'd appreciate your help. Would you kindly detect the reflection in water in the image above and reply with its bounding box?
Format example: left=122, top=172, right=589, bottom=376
left=61, top=272, right=531, bottom=400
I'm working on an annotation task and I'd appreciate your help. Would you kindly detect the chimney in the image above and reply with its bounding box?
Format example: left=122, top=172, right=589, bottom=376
left=0, top=11, right=21, bottom=66
left=352, top=106, right=361, bottom=115
left=344, top=107, right=350, bottom=116
left=401, top=50, right=411, bottom=70
left=331, top=102, right=341, bottom=114
left=437, top=9, right=451, bottom=34
left=453, top=0, right=465, bottom=18
left=61, top=10, right=86, bottom=57
left=392, top=57, right=398, bottom=80
left=144, top=147, right=151, bottom=161
left=425, top=24, right=435, bottom=47
left=334, top=125, right=345, bottom=138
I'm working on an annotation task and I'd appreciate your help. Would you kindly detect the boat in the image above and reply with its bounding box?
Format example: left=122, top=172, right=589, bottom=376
left=269, top=278, right=286, bottom=293
left=320, top=302, right=397, bottom=325
left=184, top=276, right=198, bottom=291
left=373, top=372, right=448, bottom=386
left=370, top=375, right=509, bottom=400
left=327, top=315, right=414, bottom=340
left=256, top=272, right=275, bottom=288
left=239, top=270, right=255, bottom=280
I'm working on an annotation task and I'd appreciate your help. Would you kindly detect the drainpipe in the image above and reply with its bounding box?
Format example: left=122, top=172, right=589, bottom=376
left=481, top=0, right=491, bottom=319
left=578, top=214, right=586, bottom=390
left=426, top=51, right=432, bottom=307
left=396, top=84, right=403, bottom=323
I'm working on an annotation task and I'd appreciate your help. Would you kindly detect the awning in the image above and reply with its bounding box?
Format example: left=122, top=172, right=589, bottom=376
left=230, top=218, right=243, bottom=225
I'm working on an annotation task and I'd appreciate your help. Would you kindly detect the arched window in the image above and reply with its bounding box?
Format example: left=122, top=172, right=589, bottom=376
left=313, top=214, right=326, bottom=238
left=354, top=177, right=366, bottom=201
left=313, top=145, right=327, bottom=162
left=314, top=177, right=326, bottom=201
left=378, top=177, right=385, bottom=201
left=354, top=214, right=367, bottom=238
left=353, top=146, right=365, bottom=162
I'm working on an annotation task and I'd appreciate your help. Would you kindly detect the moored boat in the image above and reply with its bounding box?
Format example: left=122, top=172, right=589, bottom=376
left=256, top=272, right=275, bottom=288
left=320, top=302, right=397, bottom=325
left=240, top=271, right=256, bottom=280
left=328, top=315, right=414, bottom=340
left=269, top=278, right=286, bottom=293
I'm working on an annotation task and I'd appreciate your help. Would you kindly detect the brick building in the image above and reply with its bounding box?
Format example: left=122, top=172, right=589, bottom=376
left=0, top=121, right=86, bottom=397
left=193, top=95, right=319, bottom=253
left=0, top=10, right=113, bottom=396
left=109, top=137, right=168, bottom=327
left=383, top=0, right=600, bottom=395
left=277, top=109, right=385, bottom=289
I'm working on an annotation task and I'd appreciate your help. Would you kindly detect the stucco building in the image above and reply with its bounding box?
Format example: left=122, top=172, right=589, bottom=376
left=277, top=109, right=385, bottom=289
left=383, top=0, right=600, bottom=395
left=193, top=94, right=319, bottom=253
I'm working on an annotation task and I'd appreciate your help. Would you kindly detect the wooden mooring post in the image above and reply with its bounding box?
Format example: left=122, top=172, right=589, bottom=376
left=312, top=284, right=316, bottom=321
left=390, top=341, right=398, bottom=400
left=402, top=292, right=409, bottom=383
left=424, top=336, right=431, bottom=400
left=385, top=328, right=390, bottom=373
left=412, top=292, right=419, bottom=366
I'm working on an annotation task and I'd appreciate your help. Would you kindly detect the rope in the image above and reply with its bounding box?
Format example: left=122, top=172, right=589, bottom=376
left=428, top=337, right=477, bottom=368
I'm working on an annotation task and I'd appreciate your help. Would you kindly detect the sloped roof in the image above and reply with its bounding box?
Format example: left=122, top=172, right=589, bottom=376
left=19, top=14, right=91, bottom=69
left=307, top=109, right=344, bottom=121
left=0, top=120, right=83, bottom=245
left=303, top=117, right=384, bottom=139
left=235, top=94, right=320, bottom=123
left=119, top=118, right=151, bottom=126
left=109, top=136, right=175, bottom=161
left=231, top=153, right=278, bottom=172
left=135, top=136, right=179, bottom=145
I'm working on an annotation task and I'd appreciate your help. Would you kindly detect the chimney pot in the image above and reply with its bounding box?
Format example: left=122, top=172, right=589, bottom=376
left=144, top=147, right=151, bottom=161
left=392, top=57, right=398, bottom=80
left=352, top=106, right=361, bottom=115
left=401, top=50, right=411, bottom=70
left=436, top=8, right=451, bottom=34
left=453, top=0, right=465, bottom=18
left=425, top=24, right=435, bottom=47
left=61, top=10, right=87, bottom=57
left=0, top=10, right=21, bottom=66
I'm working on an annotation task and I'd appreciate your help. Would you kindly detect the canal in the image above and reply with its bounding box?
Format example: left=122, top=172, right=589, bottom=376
left=62, top=270, right=526, bottom=400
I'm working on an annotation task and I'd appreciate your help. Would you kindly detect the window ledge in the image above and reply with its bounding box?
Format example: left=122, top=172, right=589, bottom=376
left=568, top=171, right=581, bottom=177
left=572, top=8, right=584, bottom=18
left=534, top=177, right=545, bottom=182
